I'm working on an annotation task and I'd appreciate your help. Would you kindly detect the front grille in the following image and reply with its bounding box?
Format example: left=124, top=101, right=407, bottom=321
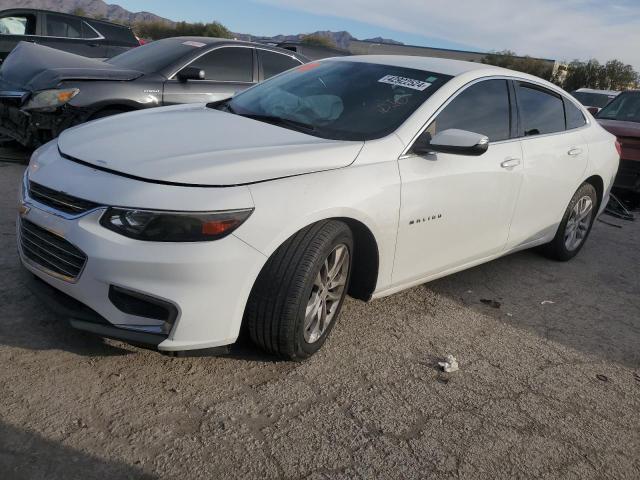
left=19, top=219, right=87, bottom=281
left=29, top=181, right=101, bottom=215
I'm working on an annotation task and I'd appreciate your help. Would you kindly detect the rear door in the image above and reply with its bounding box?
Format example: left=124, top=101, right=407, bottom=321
left=507, top=82, right=589, bottom=248
left=0, top=10, right=38, bottom=62
left=256, top=48, right=303, bottom=80
left=162, top=46, right=256, bottom=105
left=40, top=12, right=110, bottom=58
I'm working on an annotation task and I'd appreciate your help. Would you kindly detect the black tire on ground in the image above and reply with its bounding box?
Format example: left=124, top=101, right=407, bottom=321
left=245, top=220, right=353, bottom=360
left=541, top=182, right=598, bottom=261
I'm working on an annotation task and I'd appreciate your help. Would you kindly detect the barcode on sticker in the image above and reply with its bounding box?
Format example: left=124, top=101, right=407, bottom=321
left=378, top=75, right=432, bottom=91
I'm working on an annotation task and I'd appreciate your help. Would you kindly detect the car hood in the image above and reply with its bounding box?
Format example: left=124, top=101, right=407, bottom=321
left=597, top=119, right=640, bottom=138
left=0, top=42, right=143, bottom=92
left=57, top=104, right=364, bottom=186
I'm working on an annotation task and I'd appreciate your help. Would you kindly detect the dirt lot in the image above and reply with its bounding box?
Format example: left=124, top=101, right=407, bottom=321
left=0, top=160, right=639, bottom=480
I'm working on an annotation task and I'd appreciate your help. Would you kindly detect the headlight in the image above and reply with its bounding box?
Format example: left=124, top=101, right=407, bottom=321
left=100, top=208, right=253, bottom=242
left=24, top=88, right=80, bottom=111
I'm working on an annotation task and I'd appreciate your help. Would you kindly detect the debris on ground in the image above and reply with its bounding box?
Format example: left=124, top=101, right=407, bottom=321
left=605, top=193, right=635, bottom=222
left=480, top=299, right=501, bottom=308
left=541, top=300, right=555, bottom=305
left=596, top=374, right=609, bottom=382
left=438, top=355, right=459, bottom=373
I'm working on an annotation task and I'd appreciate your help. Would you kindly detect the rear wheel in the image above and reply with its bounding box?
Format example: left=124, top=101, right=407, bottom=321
left=542, top=183, right=598, bottom=261
left=245, top=220, right=353, bottom=360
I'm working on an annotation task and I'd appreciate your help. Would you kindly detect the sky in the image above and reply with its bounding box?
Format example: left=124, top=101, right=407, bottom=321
left=116, top=0, right=640, bottom=69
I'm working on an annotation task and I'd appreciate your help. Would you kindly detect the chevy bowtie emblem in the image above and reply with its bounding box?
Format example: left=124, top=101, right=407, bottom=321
left=18, top=202, right=30, bottom=216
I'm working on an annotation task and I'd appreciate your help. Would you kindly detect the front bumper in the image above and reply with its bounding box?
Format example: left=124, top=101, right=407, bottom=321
left=613, top=159, right=640, bottom=193
left=18, top=171, right=266, bottom=352
left=0, top=101, right=87, bottom=148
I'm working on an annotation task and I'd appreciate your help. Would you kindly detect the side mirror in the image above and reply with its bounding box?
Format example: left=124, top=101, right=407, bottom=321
left=586, top=106, right=600, bottom=116
left=177, top=66, right=205, bottom=82
left=412, top=129, right=489, bottom=156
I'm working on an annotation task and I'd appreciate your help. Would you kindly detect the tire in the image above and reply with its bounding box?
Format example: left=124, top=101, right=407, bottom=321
left=541, top=183, right=598, bottom=261
left=245, top=220, right=353, bottom=360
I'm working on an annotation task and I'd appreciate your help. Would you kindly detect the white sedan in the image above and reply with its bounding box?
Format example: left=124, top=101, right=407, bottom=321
left=18, top=56, right=619, bottom=359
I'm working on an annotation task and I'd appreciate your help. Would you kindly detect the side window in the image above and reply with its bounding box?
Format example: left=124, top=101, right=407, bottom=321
left=190, top=47, right=253, bottom=82
left=0, top=14, right=36, bottom=35
left=564, top=98, right=586, bottom=130
left=81, top=21, right=100, bottom=39
left=46, top=13, right=82, bottom=38
left=517, top=83, right=565, bottom=136
left=425, top=79, right=511, bottom=142
left=258, top=50, right=301, bottom=79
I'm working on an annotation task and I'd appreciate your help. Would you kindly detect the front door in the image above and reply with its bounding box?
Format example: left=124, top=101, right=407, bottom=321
left=393, top=79, right=523, bottom=285
left=163, top=46, right=256, bottom=106
left=0, top=11, right=38, bottom=62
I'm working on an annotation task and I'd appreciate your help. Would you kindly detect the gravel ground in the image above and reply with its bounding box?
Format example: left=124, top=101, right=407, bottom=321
left=1, top=161, right=639, bottom=479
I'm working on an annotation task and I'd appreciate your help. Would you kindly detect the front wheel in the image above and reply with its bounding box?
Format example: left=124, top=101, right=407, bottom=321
left=245, top=220, right=353, bottom=360
left=542, top=183, right=598, bottom=261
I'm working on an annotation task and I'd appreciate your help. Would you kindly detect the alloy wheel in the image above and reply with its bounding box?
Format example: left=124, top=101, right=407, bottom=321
left=564, top=195, right=593, bottom=251
left=303, top=244, right=350, bottom=343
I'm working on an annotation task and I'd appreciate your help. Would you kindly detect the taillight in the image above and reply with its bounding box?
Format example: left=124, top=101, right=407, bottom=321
left=615, top=139, right=622, bottom=157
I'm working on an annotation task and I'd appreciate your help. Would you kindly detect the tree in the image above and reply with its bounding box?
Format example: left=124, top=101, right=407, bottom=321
left=71, top=8, right=86, bottom=17
left=560, top=59, right=639, bottom=91
left=134, top=20, right=232, bottom=41
left=301, top=34, right=336, bottom=49
left=482, top=50, right=554, bottom=81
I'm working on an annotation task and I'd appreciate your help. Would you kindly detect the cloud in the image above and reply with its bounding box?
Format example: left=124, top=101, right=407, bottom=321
left=258, top=0, right=640, bottom=69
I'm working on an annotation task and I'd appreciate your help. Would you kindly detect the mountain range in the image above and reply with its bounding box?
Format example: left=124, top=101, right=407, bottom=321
left=7, top=0, right=404, bottom=49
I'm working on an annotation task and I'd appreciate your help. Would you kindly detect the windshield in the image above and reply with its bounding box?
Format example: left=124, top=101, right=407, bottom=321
left=571, top=91, right=617, bottom=109
left=225, top=61, right=452, bottom=141
left=597, top=92, right=640, bottom=123
left=107, top=38, right=200, bottom=74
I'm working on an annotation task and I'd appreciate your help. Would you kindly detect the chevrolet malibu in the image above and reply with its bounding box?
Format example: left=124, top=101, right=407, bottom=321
left=18, top=56, right=619, bottom=359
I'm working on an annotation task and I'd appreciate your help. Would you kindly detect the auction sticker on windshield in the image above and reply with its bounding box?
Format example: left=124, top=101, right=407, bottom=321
left=378, top=75, right=432, bottom=91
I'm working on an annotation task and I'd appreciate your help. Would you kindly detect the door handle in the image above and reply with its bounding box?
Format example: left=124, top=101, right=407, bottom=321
left=501, top=157, right=521, bottom=169
left=568, top=147, right=583, bottom=156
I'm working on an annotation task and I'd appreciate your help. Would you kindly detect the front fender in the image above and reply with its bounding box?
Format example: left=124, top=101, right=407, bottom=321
left=235, top=161, right=401, bottom=294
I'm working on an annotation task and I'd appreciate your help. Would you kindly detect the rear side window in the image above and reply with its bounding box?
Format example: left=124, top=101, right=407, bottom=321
left=517, top=83, right=565, bottom=136
left=45, top=13, right=82, bottom=38
left=258, top=50, right=301, bottom=79
left=0, top=14, right=36, bottom=35
left=564, top=98, right=586, bottom=130
left=426, top=79, right=511, bottom=142
left=191, top=47, right=253, bottom=82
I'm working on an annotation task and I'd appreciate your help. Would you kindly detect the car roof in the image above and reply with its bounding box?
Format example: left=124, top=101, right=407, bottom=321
left=327, top=55, right=513, bottom=77
left=158, top=36, right=307, bottom=59
left=0, top=8, right=132, bottom=29
left=574, top=88, right=620, bottom=95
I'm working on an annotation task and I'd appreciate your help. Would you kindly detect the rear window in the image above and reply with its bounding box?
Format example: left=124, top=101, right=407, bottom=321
left=259, top=50, right=302, bottom=79
left=108, top=38, right=201, bottom=73
left=517, top=83, right=565, bottom=136
left=597, top=92, right=640, bottom=123
left=90, top=21, right=137, bottom=44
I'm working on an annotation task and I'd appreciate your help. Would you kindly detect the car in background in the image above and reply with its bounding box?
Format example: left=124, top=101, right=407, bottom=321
left=17, top=56, right=618, bottom=359
left=571, top=88, right=619, bottom=114
left=0, top=8, right=140, bottom=62
left=597, top=90, right=640, bottom=193
left=0, top=37, right=307, bottom=147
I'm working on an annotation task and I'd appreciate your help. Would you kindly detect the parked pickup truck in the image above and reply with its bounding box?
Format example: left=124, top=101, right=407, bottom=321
left=0, top=8, right=140, bottom=62
left=0, top=37, right=307, bottom=148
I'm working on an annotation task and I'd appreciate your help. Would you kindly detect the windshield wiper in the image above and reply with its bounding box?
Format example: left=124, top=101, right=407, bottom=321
left=239, top=114, right=316, bottom=133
